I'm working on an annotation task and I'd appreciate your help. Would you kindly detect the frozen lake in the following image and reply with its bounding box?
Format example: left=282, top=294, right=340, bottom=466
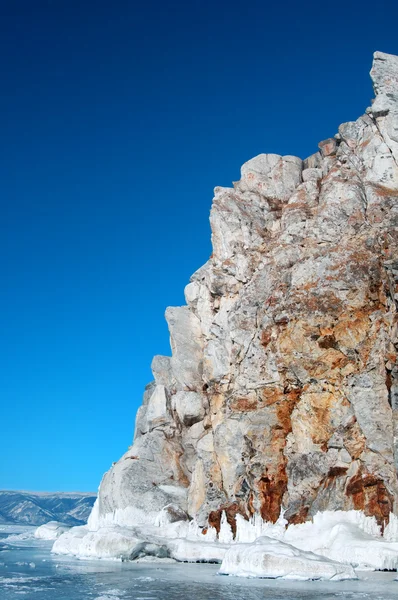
left=1, top=526, right=398, bottom=600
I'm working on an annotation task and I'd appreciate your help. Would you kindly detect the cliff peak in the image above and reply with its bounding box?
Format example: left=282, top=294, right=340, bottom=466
left=369, top=50, right=398, bottom=117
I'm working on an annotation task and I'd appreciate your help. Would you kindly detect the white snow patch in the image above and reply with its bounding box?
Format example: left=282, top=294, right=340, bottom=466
left=218, top=511, right=234, bottom=544
left=94, top=590, right=124, bottom=600
left=87, top=498, right=100, bottom=530
left=135, top=555, right=176, bottom=563
left=52, top=525, right=140, bottom=559
left=384, top=513, right=398, bottom=541
left=34, top=521, right=70, bottom=540
left=167, top=538, right=229, bottom=563
left=3, top=531, right=35, bottom=543
left=51, top=525, right=89, bottom=556
left=282, top=511, right=398, bottom=570
left=53, top=506, right=398, bottom=574
left=0, top=577, right=42, bottom=583
left=87, top=503, right=158, bottom=530
left=219, top=536, right=357, bottom=580
left=234, top=512, right=287, bottom=543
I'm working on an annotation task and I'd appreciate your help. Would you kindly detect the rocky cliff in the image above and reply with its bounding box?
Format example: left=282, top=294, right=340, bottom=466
left=94, top=51, right=398, bottom=534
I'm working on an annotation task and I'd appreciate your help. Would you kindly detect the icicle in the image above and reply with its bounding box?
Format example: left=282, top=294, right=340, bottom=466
left=218, top=511, right=234, bottom=544
left=384, top=513, right=398, bottom=541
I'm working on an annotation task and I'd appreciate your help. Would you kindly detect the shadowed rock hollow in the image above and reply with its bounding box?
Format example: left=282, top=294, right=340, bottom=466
left=95, top=51, right=398, bottom=533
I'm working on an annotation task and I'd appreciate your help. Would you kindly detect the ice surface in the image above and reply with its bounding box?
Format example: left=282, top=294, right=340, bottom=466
left=2, top=526, right=36, bottom=543
left=2, top=527, right=398, bottom=600
left=219, top=536, right=357, bottom=580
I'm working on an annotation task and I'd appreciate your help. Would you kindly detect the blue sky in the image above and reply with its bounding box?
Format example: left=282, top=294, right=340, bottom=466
left=1, top=0, right=397, bottom=492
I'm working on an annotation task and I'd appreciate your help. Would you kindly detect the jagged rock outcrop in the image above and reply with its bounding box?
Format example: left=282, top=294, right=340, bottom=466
left=94, top=51, right=398, bottom=532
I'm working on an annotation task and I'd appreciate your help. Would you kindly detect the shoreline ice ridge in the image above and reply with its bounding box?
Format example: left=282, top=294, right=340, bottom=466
left=51, top=509, right=398, bottom=576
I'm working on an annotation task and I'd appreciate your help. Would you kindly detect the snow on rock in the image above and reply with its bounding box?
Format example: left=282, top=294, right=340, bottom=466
left=34, top=521, right=70, bottom=540
left=281, top=511, right=398, bottom=571
left=218, top=511, right=234, bottom=544
left=86, top=493, right=187, bottom=531
left=167, top=538, right=229, bottom=563
left=53, top=507, right=398, bottom=571
left=384, top=513, right=398, bottom=541
left=52, top=525, right=140, bottom=559
left=310, top=522, right=398, bottom=571
left=234, top=512, right=287, bottom=544
left=219, top=536, right=357, bottom=580
left=227, top=509, right=398, bottom=571
left=167, top=509, right=398, bottom=570
left=154, top=504, right=189, bottom=527
left=87, top=503, right=156, bottom=530
left=52, top=525, right=88, bottom=556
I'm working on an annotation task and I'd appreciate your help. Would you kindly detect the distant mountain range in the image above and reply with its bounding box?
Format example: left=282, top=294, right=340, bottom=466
left=0, top=490, right=96, bottom=526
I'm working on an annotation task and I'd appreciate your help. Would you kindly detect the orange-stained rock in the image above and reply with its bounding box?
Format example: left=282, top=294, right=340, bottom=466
left=343, top=421, right=366, bottom=459
left=319, top=138, right=337, bottom=157
left=346, top=468, right=394, bottom=528
left=208, top=502, right=249, bottom=536
left=92, top=52, right=398, bottom=533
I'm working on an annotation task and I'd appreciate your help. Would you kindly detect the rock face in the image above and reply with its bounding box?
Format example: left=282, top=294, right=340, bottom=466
left=95, top=51, right=398, bottom=532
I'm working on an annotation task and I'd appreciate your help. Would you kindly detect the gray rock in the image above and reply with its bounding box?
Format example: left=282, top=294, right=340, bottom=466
left=91, top=51, right=398, bottom=533
left=238, top=154, right=303, bottom=201
left=302, top=167, right=323, bottom=182
left=370, top=51, right=398, bottom=115
left=345, top=373, right=393, bottom=456
left=145, top=385, right=170, bottom=431
left=166, top=307, right=204, bottom=391
left=151, top=355, right=173, bottom=387
left=318, top=138, right=337, bottom=157
left=172, top=391, right=205, bottom=426
left=303, top=152, right=322, bottom=169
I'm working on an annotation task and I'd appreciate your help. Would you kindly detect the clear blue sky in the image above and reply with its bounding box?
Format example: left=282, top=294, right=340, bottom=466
left=1, top=0, right=397, bottom=492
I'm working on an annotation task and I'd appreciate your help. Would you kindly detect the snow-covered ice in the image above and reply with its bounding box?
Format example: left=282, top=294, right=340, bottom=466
left=167, top=538, right=229, bottom=563
left=219, top=536, right=357, bottom=580
left=35, top=521, right=70, bottom=540
left=52, top=505, right=398, bottom=578
left=52, top=526, right=141, bottom=559
left=282, top=511, right=398, bottom=570
left=87, top=498, right=162, bottom=530
left=2, top=525, right=36, bottom=543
